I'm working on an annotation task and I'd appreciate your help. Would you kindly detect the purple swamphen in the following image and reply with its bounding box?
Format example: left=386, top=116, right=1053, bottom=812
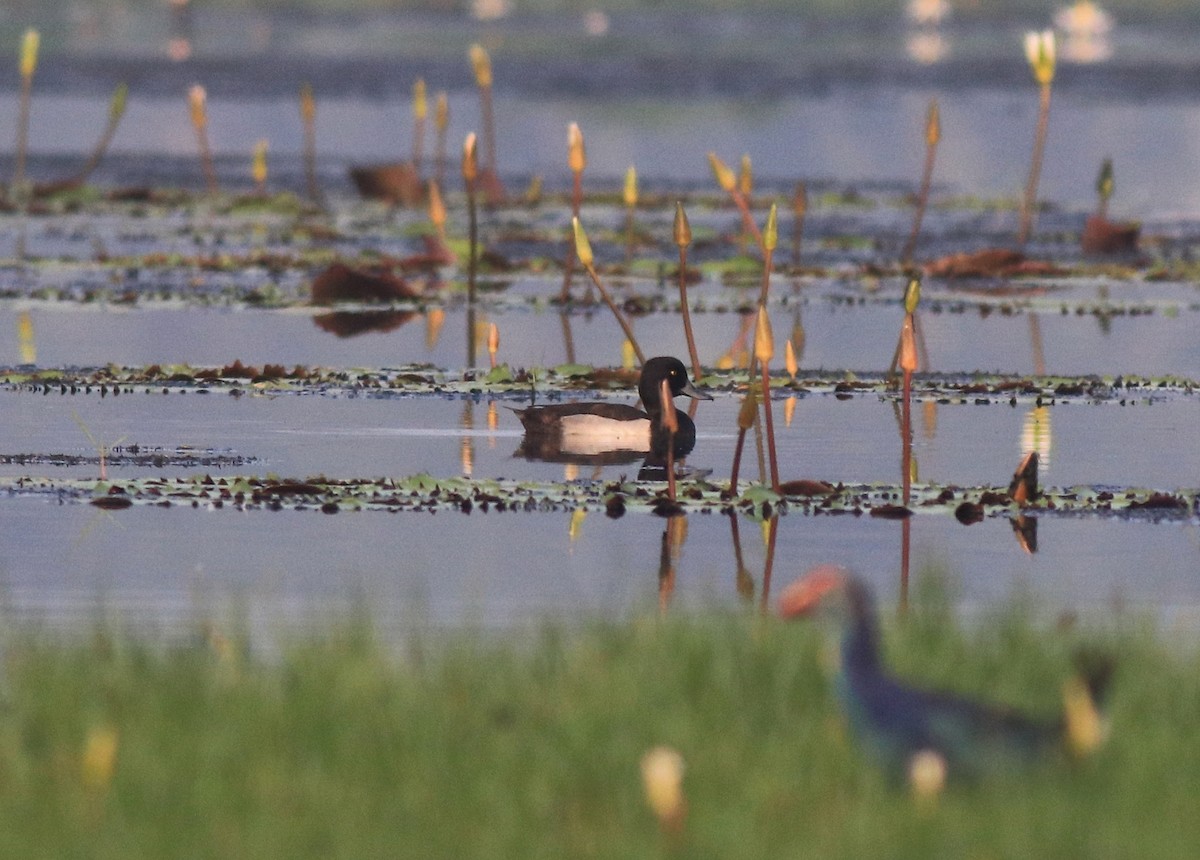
left=779, top=565, right=1113, bottom=786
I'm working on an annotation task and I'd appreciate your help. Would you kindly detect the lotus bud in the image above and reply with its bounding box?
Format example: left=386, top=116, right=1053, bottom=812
left=926, top=99, right=941, bottom=147
left=109, top=83, right=129, bottom=121
left=738, top=153, right=752, bottom=197
left=673, top=202, right=692, bottom=248
left=572, top=216, right=594, bottom=269
left=469, top=43, right=492, bottom=88
left=707, top=152, right=736, bottom=193
left=299, top=82, right=316, bottom=124
left=19, top=28, right=39, bottom=79
left=908, top=749, right=946, bottom=804
left=903, top=276, right=921, bottom=314
left=188, top=84, right=207, bottom=129
left=754, top=306, right=774, bottom=364
left=763, top=202, right=778, bottom=252
left=1024, top=30, right=1056, bottom=86
left=462, top=132, right=478, bottom=183
left=82, top=725, right=119, bottom=790
left=785, top=339, right=798, bottom=380
left=640, top=746, right=686, bottom=830
left=621, top=339, right=636, bottom=370
left=487, top=321, right=500, bottom=358
left=567, top=121, right=586, bottom=174
left=623, top=165, right=638, bottom=208
left=413, top=78, right=427, bottom=120
left=1063, top=676, right=1107, bottom=757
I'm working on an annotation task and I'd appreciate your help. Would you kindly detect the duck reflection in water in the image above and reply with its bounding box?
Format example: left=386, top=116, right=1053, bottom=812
left=514, top=356, right=712, bottom=480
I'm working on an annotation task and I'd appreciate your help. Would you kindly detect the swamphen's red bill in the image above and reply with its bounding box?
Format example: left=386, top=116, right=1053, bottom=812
left=778, top=564, right=851, bottom=619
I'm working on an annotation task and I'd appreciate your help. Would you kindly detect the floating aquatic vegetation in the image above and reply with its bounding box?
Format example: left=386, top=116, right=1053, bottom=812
left=0, top=473, right=1193, bottom=524
left=2, top=363, right=1197, bottom=405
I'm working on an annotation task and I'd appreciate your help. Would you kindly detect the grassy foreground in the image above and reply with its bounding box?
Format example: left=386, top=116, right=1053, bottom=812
left=0, top=606, right=1198, bottom=858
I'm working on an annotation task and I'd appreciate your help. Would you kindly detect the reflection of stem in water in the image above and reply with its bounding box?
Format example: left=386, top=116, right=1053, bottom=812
left=1028, top=313, right=1046, bottom=376
left=486, top=401, right=498, bottom=448
left=1020, top=407, right=1051, bottom=472
left=727, top=512, right=755, bottom=599
left=759, top=516, right=779, bottom=613
left=460, top=401, right=474, bottom=476
left=899, top=516, right=911, bottom=615
left=922, top=400, right=938, bottom=441
left=1011, top=514, right=1038, bottom=554
left=658, top=516, right=686, bottom=614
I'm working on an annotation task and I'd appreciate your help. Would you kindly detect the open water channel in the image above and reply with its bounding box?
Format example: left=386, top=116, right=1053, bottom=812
left=1, top=4, right=1198, bottom=638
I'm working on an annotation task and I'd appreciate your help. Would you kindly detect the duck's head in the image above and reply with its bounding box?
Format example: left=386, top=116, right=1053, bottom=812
left=639, top=357, right=712, bottom=411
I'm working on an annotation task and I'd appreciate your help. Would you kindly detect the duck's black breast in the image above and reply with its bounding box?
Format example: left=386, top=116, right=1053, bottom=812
left=650, top=408, right=698, bottom=459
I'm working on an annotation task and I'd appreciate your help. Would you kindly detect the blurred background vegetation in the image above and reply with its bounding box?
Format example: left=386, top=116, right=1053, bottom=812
left=4, top=0, right=1199, bottom=24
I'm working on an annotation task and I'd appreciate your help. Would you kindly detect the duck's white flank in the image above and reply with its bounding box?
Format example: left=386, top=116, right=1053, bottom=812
left=557, top=414, right=651, bottom=455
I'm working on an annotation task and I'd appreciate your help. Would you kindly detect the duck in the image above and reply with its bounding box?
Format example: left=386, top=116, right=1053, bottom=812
left=515, top=356, right=712, bottom=460
left=779, top=565, right=1113, bottom=785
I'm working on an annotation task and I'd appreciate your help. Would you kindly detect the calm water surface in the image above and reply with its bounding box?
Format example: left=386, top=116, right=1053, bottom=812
left=2, top=7, right=1199, bottom=631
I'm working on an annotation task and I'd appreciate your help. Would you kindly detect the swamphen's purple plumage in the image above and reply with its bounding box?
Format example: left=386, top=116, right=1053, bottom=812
left=780, top=565, right=1112, bottom=783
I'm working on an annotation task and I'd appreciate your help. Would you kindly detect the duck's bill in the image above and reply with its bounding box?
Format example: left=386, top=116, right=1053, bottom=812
left=679, top=379, right=714, bottom=401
